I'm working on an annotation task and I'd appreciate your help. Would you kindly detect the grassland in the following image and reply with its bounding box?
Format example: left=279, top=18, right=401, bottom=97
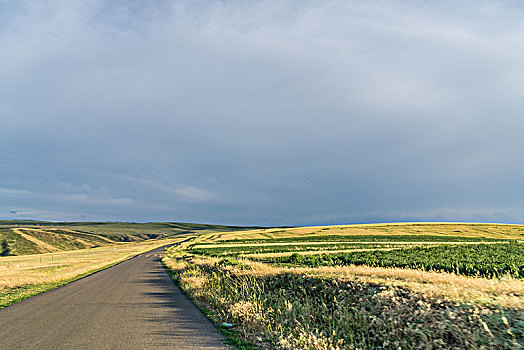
left=206, top=222, right=524, bottom=241
left=0, top=236, right=188, bottom=308
left=0, top=220, right=258, bottom=308
left=163, top=223, right=524, bottom=349
left=0, top=220, right=259, bottom=255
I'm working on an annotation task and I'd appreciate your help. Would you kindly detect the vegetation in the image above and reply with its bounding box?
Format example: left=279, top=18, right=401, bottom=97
left=0, top=240, right=10, bottom=256
left=164, top=255, right=524, bottom=350
left=269, top=242, right=524, bottom=279
left=217, top=234, right=509, bottom=244
left=163, top=223, right=524, bottom=349
left=3, top=220, right=524, bottom=348
left=0, top=237, right=184, bottom=308
left=190, top=243, right=411, bottom=257
left=0, top=221, right=260, bottom=256
left=0, top=228, right=39, bottom=255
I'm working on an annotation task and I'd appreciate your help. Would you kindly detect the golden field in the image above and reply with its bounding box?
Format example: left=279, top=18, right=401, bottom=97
left=0, top=236, right=188, bottom=308
left=163, top=223, right=524, bottom=349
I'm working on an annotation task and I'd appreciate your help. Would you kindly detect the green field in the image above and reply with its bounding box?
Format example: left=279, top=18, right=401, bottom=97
left=163, top=222, right=524, bottom=349
left=268, top=242, right=524, bottom=278
left=190, top=233, right=512, bottom=258
left=215, top=234, right=510, bottom=244
left=190, top=243, right=411, bottom=256
left=187, top=224, right=522, bottom=279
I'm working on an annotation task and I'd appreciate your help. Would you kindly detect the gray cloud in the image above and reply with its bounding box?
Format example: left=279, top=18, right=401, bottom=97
left=2, top=0, right=524, bottom=225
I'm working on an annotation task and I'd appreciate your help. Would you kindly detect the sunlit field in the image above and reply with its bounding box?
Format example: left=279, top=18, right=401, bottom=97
left=0, top=220, right=257, bottom=309
left=0, top=236, right=187, bottom=308
left=163, top=223, right=524, bottom=349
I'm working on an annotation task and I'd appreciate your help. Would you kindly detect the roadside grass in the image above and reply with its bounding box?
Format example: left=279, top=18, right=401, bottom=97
left=162, top=223, right=524, bottom=349
left=0, top=238, right=183, bottom=308
left=163, top=254, right=524, bottom=349
left=161, top=257, right=260, bottom=350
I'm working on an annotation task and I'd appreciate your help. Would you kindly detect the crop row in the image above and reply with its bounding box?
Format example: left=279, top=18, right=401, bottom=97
left=189, top=243, right=420, bottom=256
left=267, top=242, right=524, bottom=279
left=216, top=234, right=509, bottom=245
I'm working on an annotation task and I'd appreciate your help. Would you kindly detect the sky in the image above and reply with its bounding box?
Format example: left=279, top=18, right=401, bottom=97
left=2, top=0, right=524, bottom=226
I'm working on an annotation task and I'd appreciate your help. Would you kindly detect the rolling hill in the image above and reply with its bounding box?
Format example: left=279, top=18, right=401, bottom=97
left=0, top=221, right=263, bottom=256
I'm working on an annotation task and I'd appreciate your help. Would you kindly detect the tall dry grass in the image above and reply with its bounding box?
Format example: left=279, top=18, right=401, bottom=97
left=163, top=253, right=524, bottom=349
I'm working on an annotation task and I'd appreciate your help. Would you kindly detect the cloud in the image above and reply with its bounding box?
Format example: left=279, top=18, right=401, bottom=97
left=1, top=1, right=524, bottom=225
left=170, top=185, right=218, bottom=203
left=59, top=193, right=135, bottom=206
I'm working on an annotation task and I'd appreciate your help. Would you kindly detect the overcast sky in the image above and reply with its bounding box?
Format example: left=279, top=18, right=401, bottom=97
left=1, top=0, right=524, bottom=226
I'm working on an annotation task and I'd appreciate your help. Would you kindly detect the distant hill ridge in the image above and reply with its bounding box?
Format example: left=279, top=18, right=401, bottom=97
left=0, top=221, right=264, bottom=256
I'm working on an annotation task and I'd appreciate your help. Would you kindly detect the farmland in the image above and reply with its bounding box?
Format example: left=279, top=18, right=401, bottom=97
left=270, top=242, right=524, bottom=279
left=3, top=221, right=524, bottom=348
left=163, top=223, right=524, bottom=349
left=0, top=220, right=257, bottom=308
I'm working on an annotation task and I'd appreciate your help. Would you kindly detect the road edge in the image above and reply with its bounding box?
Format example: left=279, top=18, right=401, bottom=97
left=161, top=258, right=258, bottom=350
left=0, top=243, right=172, bottom=309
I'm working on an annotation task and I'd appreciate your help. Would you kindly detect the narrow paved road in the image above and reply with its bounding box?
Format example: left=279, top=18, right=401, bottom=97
left=0, top=246, right=229, bottom=349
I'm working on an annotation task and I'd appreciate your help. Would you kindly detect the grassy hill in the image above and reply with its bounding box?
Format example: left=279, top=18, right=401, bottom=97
left=204, top=222, right=524, bottom=242
left=0, top=221, right=263, bottom=256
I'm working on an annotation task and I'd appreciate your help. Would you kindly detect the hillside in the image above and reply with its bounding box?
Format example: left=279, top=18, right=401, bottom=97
left=205, top=222, right=524, bottom=242
left=0, top=221, right=263, bottom=256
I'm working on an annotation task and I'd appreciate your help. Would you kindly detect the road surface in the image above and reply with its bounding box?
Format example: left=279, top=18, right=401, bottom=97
left=0, top=245, right=229, bottom=349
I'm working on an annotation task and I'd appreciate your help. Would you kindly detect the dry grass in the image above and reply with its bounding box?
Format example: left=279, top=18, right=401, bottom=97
left=181, top=256, right=524, bottom=309
left=164, top=254, right=524, bottom=349
left=163, top=223, right=524, bottom=349
left=205, top=223, right=524, bottom=242
left=239, top=260, right=524, bottom=310
left=0, top=237, right=185, bottom=308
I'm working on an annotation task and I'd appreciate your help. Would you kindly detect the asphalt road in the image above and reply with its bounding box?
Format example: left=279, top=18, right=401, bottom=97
left=0, top=246, right=229, bottom=349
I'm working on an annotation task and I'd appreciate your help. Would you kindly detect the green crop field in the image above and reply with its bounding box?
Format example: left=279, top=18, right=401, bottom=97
left=163, top=222, right=524, bottom=349
left=216, top=234, right=509, bottom=244
left=268, top=242, right=524, bottom=279
left=190, top=242, right=412, bottom=256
